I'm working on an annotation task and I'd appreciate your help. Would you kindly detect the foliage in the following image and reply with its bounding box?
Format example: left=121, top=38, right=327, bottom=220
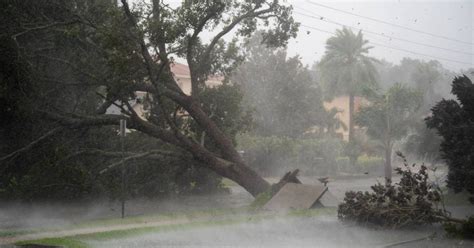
left=191, top=83, right=253, bottom=146
left=1, top=0, right=300, bottom=199
left=249, top=190, right=273, bottom=210
left=317, top=27, right=379, bottom=165
left=337, top=153, right=447, bottom=228
left=356, top=84, right=422, bottom=142
left=237, top=134, right=344, bottom=176
left=232, top=33, right=326, bottom=138
left=403, top=120, right=442, bottom=165
left=356, top=83, right=422, bottom=179
left=322, top=107, right=347, bottom=136
left=375, top=58, right=454, bottom=111
left=318, top=27, right=378, bottom=99
left=444, top=216, right=474, bottom=240
left=334, top=156, right=383, bottom=175
left=426, top=75, right=474, bottom=203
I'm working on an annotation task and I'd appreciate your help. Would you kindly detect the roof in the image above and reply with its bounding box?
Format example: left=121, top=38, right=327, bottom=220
left=170, top=63, right=224, bottom=83
left=263, top=183, right=328, bottom=211
left=170, top=63, right=190, bottom=77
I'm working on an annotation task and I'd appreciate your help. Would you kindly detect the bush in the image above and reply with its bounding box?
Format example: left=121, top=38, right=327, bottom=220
left=335, top=156, right=383, bottom=175
left=426, top=75, right=474, bottom=203
left=444, top=216, right=474, bottom=239
left=337, top=153, right=448, bottom=228
left=237, top=134, right=343, bottom=176
left=357, top=155, right=384, bottom=175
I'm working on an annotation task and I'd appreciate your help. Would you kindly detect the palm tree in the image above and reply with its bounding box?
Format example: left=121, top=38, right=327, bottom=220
left=318, top=27, right=378, bottom=166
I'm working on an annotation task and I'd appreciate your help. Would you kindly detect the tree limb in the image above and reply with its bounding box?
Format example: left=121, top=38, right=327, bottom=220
left=0, top=127, right=63, bottom=163
left=198, top=5, right=275, bottom=71
left=98, top=149, right=188, bottom=174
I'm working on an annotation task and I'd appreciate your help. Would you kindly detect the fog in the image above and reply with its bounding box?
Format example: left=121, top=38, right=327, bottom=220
left=88, top=215, right=445, bottom=248
left=1, top=0, right=474, bottom=247
left=287, top=0, right=473, bottom=72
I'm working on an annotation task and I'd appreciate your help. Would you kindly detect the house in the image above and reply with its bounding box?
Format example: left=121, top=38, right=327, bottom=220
left=323, top=96, right=366, bottom=141
left=107, top=62, right=357, bottom=141
left=170, top=63, right=222, bottom=95
left=106, top=63, right=223, bottom=118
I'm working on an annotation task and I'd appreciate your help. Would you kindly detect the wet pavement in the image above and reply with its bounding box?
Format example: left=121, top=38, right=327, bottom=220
left=87, top=215, right=474, bottom=248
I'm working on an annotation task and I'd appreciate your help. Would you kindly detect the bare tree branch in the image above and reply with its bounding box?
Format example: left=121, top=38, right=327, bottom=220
left=0, top=92, right=120, bottom=164
left=186, top=3, right=225, bottom=92
left=12, top=20, right=80, bottom=44
left=0, top=127, right=63, bottom=163
left=98, top=149, right=187, bottom=174
left=58, top=148, right=186, bottom=165
left=198, top=5, right=275, bottom=72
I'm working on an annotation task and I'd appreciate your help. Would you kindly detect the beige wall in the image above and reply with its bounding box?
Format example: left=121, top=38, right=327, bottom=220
left=323, top=96, right=365, bottom=141
left=175, top=74, right=192, bottom=95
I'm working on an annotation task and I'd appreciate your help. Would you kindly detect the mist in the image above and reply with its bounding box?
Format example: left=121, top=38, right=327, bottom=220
left=1, top=0, right=473, bottom=247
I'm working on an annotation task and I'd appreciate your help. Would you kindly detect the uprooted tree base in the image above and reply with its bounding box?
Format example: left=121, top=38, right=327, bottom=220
left=249, top=169, right=302, bottom=210
left=337, top=152, right=465, bottom=229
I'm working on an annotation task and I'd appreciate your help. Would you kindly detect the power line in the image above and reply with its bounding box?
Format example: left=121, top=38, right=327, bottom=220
left=306, top=0, right=473, bottom=46
left=294, top=10, right=474, bottom=56
left=300, top=24, right=473, bottom=66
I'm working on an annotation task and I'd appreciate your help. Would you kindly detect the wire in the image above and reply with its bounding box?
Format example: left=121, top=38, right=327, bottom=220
left=294, top=10, right=474, bottom=56
left=299, top=24, right=473, bottom=66
left=306, top=0, right=473, bottom=46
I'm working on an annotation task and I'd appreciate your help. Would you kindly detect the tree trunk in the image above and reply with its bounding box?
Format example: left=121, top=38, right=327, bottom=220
left=384, top=144, right=392, bottom=182
left=348, top=93, right=356, bottom=167
left=384, top=107, right=392, bottom=183
left=129, top=113, right=271, bottom=197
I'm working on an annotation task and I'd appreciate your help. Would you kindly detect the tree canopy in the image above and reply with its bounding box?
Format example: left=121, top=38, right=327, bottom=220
left=0, top=0, right=299, bottom=198
left=318, top=27, right=378, bottom=99
left=356, top=83, right=422, bottom=180
left=318, top=27, right=379, bottom=166
left=232, top=33, right=326, bottom=138
left=426, top=75, right=474, bottom=203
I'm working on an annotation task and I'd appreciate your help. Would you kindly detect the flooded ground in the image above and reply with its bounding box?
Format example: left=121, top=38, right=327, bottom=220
left=1, top=174, right=472, bottom=230
left=87, top=215, right=473, bottom=248
left=0, top=175, right=376, bottom=230
left=1, top=175, right=473, bottom=247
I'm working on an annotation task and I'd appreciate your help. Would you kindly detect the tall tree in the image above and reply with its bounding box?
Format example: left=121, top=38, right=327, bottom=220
left=232, top=33, right=326, bottom=138
left=426, top=75, right=474, bottom=203
left=0, top=0, right=299, bottom=197
left=356, top=84, right=422, bottom=181
left=318, top=27, right=378, bottom=166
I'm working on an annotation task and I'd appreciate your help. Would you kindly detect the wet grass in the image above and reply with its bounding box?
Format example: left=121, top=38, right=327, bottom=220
left=72, top=207, right=247, bottom=228
left=16, top=237, right=88, bottom=248
left=2, top=207, right=246, bottom=239
left=221, top=178, right=238, bottom=187
left=0, top=229, right=34, bottom=238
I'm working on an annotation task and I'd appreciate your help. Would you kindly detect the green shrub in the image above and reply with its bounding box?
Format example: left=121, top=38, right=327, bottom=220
left=338, top=154, right=447, bottom=228
left=357, top=155, right=383, bottom=175
left=444, top=216, right=474, bottom=239
left=237, top=134, right=343, bottom=176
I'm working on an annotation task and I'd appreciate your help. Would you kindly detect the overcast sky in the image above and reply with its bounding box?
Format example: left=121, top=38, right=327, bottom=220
left=287, top=0, right=473, bottom=72
left=156, top=0, right=473, bottom=72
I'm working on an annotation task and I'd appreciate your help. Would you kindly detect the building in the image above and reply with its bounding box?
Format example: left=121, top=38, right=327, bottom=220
left=323, top=96, right=366, bottom=141
left=170, top=63, right=222, bottom=95
left=106, top=63, right=222, bottom=118
left=107, top=62, right=359, bottom=141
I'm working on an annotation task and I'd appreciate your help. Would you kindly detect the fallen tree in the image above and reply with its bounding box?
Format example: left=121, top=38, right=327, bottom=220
left=1, top=0, right=300, bottom=197
left=338, top=152, right=463, bottom=229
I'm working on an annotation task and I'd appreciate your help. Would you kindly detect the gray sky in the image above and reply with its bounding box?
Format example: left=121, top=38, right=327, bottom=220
left=287, top=0, right=473, bottom=72
left=156, top=0, right=473, bottom=72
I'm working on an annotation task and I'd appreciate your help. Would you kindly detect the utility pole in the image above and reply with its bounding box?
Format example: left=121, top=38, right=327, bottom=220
left=120, top=119, right=127, bottom=219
